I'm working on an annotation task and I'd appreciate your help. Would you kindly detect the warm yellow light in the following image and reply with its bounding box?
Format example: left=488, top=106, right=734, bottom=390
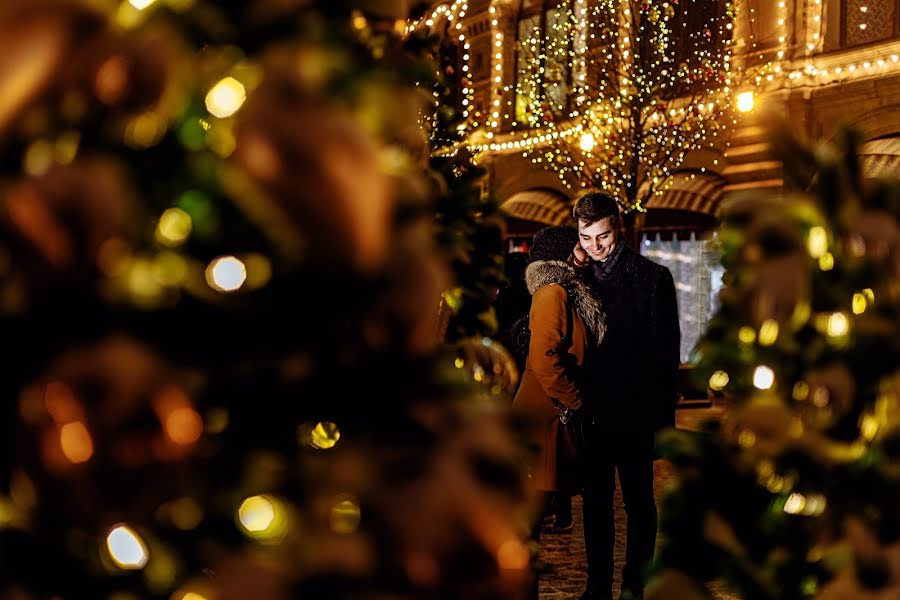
left=802, top=494, right=826, bottom=516
left=205, top=77, right=246, bottom=119
left=860, top=413, right=879, bottom=441
left=738, top=326, right=756, bottom=344
left=783, top=493, right=806, bottom=515
left=330, top=496, right=361, bottom=534
left=238, top=496, right=275, bottom=533
left=818, top=252, right=834, bottom=271
left=497, top=538, right=529, bottom=570
left=309, top=422, right=340, bottom=450
left=709, top=370, right=729, bottom=391
left=60, top=421, right=94, bottom=464
left=155, top=208, right=193, bottom=246
left=737, top=429, right=756, bottom=448
left=792, top=381, right=810, bottom=401
left=753, top=365, right=775, bottom=390
left=807, top=226, right=828, bottom=258
left=128, top=0, right=157, bottom=9
left=826, top=312, right=849, bottom=337
left=863, top=288, right=875, bottom=303
left=579, top=132, right=595, bottom=152
left=758, top=319, right=779, bottom=346
left=165, top=407, right=203, bottom=445
left=852, top=293, right=866, bottom=314
left=206, top=256, right=246, bottom=292
left=736, top=91, right=754, bottom=112
left=24, top=140, right=54, bottom=176
left=107, top=524, right=149, bottom=569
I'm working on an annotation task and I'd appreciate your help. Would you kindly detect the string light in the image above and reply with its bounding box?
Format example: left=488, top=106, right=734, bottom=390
left=409, top=1, right=474, bottom=139
left=463, top=1, right=740, bottom=203
left=440, top=0, right=900, bottom=177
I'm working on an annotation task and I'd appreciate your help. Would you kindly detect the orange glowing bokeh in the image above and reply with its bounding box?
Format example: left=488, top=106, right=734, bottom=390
left=59, top=421, right=94, bottom=464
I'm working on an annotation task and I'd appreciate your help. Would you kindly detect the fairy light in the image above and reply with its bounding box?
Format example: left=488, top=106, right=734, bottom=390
left=410, top=1, right=473, bottom=136
left=107, top=525, right=149, bottom=569
left=753, top=365, right=775, bottom=390
left=445, top=0, right=900, bottom=178
left=777, top=0, right=787, bottom=61
left=804, top=0, right=824, bottom=56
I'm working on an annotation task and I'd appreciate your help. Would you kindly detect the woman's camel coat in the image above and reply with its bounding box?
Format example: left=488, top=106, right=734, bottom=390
left=513, top=260, right=605, bottom=492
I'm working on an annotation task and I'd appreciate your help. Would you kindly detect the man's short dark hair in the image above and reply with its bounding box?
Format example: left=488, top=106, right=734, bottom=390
left=572, top=191, right=621, bottom=228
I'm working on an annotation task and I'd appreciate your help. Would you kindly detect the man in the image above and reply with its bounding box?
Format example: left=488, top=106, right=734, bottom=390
left=570, top=192, right=680, bottom=600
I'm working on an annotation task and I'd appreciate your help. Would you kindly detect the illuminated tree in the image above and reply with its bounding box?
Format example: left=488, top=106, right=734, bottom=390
left=514, top=0, right=739, bottom=236
left=647, top=128, right=900, bottom=600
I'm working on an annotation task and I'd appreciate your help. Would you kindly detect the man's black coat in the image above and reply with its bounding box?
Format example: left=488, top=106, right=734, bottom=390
left=583, top=245, right=681, bottom=434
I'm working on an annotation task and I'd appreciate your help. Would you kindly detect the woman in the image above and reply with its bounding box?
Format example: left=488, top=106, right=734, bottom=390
left=514, top=225, right=606, bottom=533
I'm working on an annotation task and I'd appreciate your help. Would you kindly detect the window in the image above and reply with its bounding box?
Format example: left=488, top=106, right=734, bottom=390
left=514, top=0, right=586, bottom=125
left=842, top=0, right=899, bottom=47
left=640, top=232, right=723, bottom=363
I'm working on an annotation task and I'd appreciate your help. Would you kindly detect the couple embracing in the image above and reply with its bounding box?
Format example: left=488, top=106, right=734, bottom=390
left=513, top=192, right=681, bottom=600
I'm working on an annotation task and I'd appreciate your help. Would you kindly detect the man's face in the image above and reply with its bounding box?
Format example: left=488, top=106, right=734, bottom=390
left=578, top=217, right=617, bottom=261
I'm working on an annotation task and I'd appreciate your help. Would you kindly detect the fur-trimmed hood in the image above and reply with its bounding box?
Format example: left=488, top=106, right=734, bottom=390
left=524, top=260, right=607, bottom=345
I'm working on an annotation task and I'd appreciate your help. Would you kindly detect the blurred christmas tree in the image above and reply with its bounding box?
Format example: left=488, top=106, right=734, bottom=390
left=407, top=4, right=508, bottom=343
left=0, top=1, right=530, bottom=598
left=648, top=126, right=900, bottom=599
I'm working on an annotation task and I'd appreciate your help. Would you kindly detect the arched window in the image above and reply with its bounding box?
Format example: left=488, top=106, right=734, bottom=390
left=842, top=0, right=899, bottom=47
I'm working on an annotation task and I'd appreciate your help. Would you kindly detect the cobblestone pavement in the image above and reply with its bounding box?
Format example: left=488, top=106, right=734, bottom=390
left=537, top=405, right=739, bottom=600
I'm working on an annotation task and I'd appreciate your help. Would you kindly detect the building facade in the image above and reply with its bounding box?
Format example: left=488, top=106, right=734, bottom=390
left=419, top=0, right=900, bottom=362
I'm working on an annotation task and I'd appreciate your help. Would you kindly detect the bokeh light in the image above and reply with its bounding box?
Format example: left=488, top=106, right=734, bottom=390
left=205, top=77, right=246, bottom=118
left=308, top=422, right=340, bottom=450
left=238, top=495, right=274, bottom=532
left=330, top=495, right=361, bottom=534
left=106, top=524, right=149, bottom=569
left=709, top=370, right=729, bottom=391
left=60, top=422, right=94, bottom=464
left=206, top=256, right=246, bottom=292
left=753, top=365, right=775, bottom=390
left=156, top=208, right=193, bottom=247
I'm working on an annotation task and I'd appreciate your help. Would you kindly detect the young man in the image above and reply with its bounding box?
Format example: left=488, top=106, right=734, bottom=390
left=570, top=192, right=681, bottom=600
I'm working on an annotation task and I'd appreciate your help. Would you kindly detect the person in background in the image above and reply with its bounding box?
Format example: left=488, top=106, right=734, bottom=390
left=512, top=225, right=606, bottom=597
left=569, top=192, right=681, bottom=600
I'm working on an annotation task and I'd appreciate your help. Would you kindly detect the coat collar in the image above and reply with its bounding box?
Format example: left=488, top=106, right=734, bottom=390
left=524, top=260, right=607, bottom=345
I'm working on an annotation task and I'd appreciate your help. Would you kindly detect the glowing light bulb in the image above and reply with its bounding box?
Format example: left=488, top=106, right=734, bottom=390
left=758, top=319, right=779, bottom=346
left=238, top=496, right=275, bottom=533
left=826, top=312, right=849, bottom=337
left=579, top=132, right=595, bottom=152
left=709, top=370, right=729, bottom=391
left=107, top=524, right=149, bottom=569
left=783, top=493, right=806, bottom=514
left=60, top=421, right=93, bottom=464
left=753, top=365, right=775, bottom=390
left=155, top=208, right=192, bottom=246
left=309, top=422, right=341, bottom=449
left=206, top=256, right=246, bottom=292
left=807, top=226, right=828, bottom=258
left=129, top=0, right=157, bottom=9
left=205, top=77, right=246, bottom=119
left=736, top=91, right=754, bottom=112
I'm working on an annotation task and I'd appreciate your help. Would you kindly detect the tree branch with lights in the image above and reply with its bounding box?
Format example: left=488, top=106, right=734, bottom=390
left=513, top=0, right=741, bottom=236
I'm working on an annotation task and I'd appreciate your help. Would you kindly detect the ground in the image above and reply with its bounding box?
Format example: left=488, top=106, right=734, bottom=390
left=537, top=403, right=739, bottom=599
